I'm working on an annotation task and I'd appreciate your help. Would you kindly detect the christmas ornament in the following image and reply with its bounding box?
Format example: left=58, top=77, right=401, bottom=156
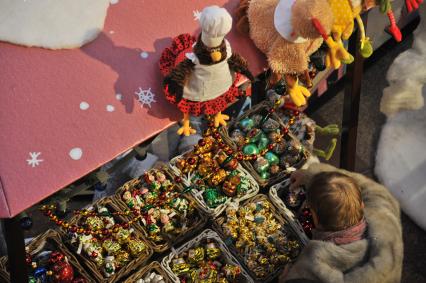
left=160, top=6, right=253, bottom=136
left=170, top=240, right=242, bottom=282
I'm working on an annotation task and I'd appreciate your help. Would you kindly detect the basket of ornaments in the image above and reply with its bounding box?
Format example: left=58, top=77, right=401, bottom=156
left=220, top=102, right=310, bottom=187
left=0, top=229, right=94, bottom=282
left=56, top=197, right=153, bottom=282
left=213, top=194, right=306, bottom=282
left=113, top=165, right=207, bottom=253
left=161, top=229, right=253, bottom=283
left=169, top=130, right=259, bottom=217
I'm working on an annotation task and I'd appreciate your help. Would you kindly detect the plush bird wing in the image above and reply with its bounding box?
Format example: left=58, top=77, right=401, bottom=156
left=227, top=53, right=255, bottom=81
left=163, top=59, right=195, bottom=103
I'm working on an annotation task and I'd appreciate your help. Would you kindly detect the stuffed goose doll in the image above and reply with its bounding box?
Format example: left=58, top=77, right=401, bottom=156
left=160, top=6, right=253, bottom=136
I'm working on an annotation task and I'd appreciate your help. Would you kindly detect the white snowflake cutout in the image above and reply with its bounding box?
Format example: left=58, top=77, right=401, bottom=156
left=135, top=87, right=156, bottom=108
left=193, top=10, right=201, bottom=21
left=27, top=152, right=43, bottom=167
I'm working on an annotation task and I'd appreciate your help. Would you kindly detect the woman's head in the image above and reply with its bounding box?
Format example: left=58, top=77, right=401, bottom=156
left=307, top=172, right=363, bottom=231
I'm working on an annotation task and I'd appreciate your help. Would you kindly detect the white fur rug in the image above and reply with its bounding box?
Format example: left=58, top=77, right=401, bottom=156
left=375, top=88, right=426, bottom=230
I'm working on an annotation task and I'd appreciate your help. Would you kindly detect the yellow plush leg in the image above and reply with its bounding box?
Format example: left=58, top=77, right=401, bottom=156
left=213, top=112, right=230, bottom=127
left=325, top=37, right=354, bottom=69
left=286, top=75, right=311, bottom=107
left=355, top=15, right=373, bottom=58
left=177, top=113, right=196, bottom=136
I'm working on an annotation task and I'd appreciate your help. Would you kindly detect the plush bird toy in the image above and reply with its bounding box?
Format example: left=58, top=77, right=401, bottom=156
left=236, top=0, right=349, bottom=107
left=160, top=6, right=253, bottom=136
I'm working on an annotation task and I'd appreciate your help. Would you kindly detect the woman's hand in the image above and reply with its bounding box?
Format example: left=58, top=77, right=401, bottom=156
left=289, top=169, right=307, bottom=191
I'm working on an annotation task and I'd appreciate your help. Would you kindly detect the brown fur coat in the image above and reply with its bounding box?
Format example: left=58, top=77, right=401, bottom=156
left=285, top=163, right=403, bottom=283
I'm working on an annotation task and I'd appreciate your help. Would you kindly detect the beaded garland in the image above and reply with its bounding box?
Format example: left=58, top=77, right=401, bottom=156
left=40, top=204, right=143, bottom=239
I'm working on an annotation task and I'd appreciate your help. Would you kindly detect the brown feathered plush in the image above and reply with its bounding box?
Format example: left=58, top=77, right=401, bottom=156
left=236, top=0, right=346, bottom=107
left=159, top=6, right=253, bottom=136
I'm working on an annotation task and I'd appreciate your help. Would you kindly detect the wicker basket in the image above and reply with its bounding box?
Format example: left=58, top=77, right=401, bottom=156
left=269, top=180, right=310, bottom=245
left=220, top=102, right=310, bottom=187
left=0, top=229, right=94, bottom=282
left=214, top=194, right=306, bottom=282
left=65, top=197, right=153, bottom=283
left=113, top=165, right=207, bottom=253
left=161, top=229, right=254, bottom=283
left=0, top=257, right=8, bottom=283
left=169, top=150, right=259, bottom=218
left=124, top=261, right=171, bottom=283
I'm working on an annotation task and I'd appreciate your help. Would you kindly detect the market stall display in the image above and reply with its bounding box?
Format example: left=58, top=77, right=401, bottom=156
left=214, top=194, right=304, bottom=282
left=113, top=167, right=206, bottom=253
left=222, top=102, right=310, bottom=187
left=0, top=229, right=94, bottom=282
left=161, top=229, right=253, bottom=283
left=124, top=261, right=171, bottom=283
left=170, top=134, right=259, bottom=217
left=61, top=198, right=153, bottom=282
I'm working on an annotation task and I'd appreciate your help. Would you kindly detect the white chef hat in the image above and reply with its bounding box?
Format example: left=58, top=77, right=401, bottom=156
left=200, top=5, right=232, bottom=48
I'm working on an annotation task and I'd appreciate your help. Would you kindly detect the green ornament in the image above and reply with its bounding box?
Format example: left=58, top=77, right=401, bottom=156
left=203, top=187, right=227, bottom=208
left=257, top=133, right=270, bottom=151
left=28, top=276, right=36, bottom=283
left=259, top=171, right=271, bottom=180
left=264, top=152, right=279, bottom=166
left=248, top=128, right=262, bottom=143
left=254, top=157, right=270, bottom=173
left=243, top=144, right=259, bottom=155
left=239, top=118, right=254, bottom=132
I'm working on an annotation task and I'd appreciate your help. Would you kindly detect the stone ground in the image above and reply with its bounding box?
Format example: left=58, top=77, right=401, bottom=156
left=12, top=32, right=426, bottom=283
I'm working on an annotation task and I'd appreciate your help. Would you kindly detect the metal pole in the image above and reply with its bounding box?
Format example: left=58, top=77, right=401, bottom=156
left=4, top=216, right=28, bottom=283
left=340, top=13, right=368, bottom=170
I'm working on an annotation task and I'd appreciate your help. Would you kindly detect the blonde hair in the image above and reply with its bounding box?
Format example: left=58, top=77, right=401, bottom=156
left=307, top=172, right=363, bottom=231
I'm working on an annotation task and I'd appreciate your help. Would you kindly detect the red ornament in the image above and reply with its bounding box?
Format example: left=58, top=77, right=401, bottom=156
left=198, top=139, right=206, bottom=146
left=52, top=261, right=74, bottom=283
left=175, top=176, right=182, bottom=183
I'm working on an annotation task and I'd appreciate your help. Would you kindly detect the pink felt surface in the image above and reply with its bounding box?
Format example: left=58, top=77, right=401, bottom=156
left=0, top=0, right=265, bottom=218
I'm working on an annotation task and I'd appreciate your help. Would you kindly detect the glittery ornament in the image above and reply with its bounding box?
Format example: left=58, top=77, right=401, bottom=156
left=206, top=242, right=221, bottom=260
left=243, top=144, right=259, bottom=155
left=257, top=133, right=270, bottom=151
left=273, top=141, right=287, bottom=155
left=127, top=239, right=147, bottom=257
left=269, top=164, right=280, bottom=175
left=114, top=250, right=131, bottom=268
left=203, top=187, right=227, bottom=208
left=230, top=129, right=245, bottom=146
left=102, top=239, right=121, bottom=255
left=248, top=128, right=262, bottom=143
left=259, top=171, right=271, bottom=180
left=239, top=118, right=255, bottom=132
left=268, top=131, right=282, bottom=143
left=187, top=247, right=205, bottom=264
left=264, top=152, right=279, bottom=166
left=261, top=118, right=280, bottom=133
left=254, top=157, right=270, bottom=174
left=171, top=257, right=190, bottom=276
